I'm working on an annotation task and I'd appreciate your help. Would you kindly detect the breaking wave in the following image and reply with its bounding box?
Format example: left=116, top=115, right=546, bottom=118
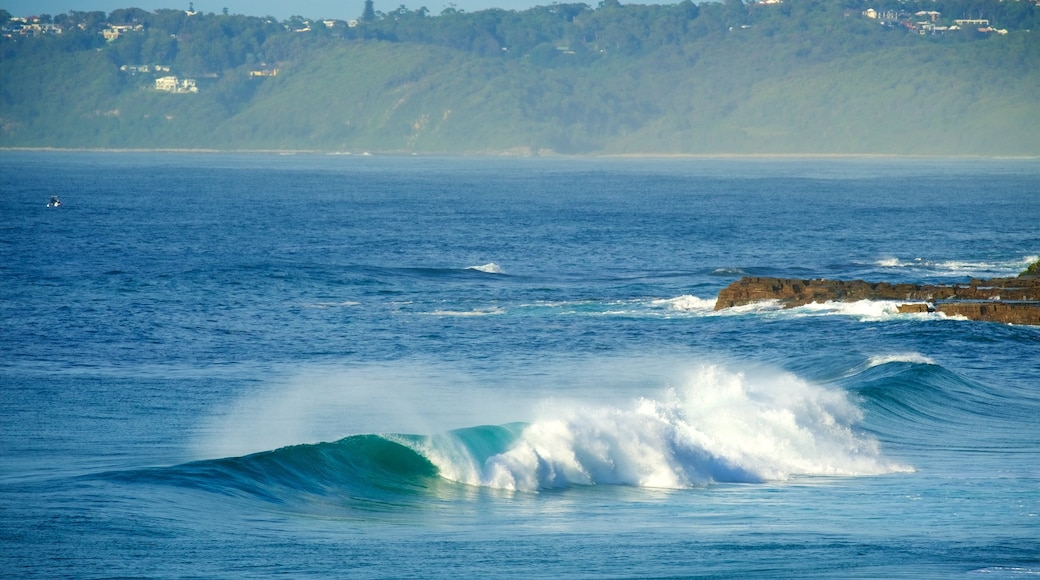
left=416, top=364, right=910, bottom=491
left=108, top=364, right=912, bottom=506
left=466, top=262, right=504, bottom=274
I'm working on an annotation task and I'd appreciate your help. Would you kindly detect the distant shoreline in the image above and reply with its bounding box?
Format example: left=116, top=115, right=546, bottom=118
left=3, top=147, right=1038, bottom=161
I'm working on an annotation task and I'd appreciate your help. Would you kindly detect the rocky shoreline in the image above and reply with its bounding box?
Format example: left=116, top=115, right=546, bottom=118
left=714, top=260, right=1040, bottom=325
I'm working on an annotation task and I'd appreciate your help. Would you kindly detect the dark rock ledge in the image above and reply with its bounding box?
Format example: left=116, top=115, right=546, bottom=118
left=714, top=260, right=1040, bottom=325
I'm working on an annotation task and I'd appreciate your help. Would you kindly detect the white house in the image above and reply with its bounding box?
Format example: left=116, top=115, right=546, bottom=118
left=155, top=76, right=198, bottom=93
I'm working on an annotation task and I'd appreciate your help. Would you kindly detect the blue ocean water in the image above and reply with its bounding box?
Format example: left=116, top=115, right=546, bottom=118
left=1, top=152, right=1039, bottom=578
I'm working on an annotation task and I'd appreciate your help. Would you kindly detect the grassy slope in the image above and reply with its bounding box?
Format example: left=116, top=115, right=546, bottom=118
left=2, top=30, right=1038, bottom=154
left=215, top=33, right=1039, bottom=155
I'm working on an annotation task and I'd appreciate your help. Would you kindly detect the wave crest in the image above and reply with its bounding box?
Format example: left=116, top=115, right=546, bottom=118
left=867, top=353, right=937, bottom=368
left=405, top=365, right=911, bottom=491
left=466, top=262, right=503, bottom=274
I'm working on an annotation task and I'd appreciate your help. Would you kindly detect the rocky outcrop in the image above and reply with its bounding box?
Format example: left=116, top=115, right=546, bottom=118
left=714, top=259, right=1040, bottom=325
left=894, top=301, right=1040, bottom=325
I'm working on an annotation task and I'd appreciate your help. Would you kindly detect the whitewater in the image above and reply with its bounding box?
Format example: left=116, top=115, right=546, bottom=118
left=388, top=363, right=909, bottom=491
left=2, top=152, right=1038, bottom=578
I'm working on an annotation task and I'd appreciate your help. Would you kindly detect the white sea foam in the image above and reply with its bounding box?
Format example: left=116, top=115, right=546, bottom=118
left=466, top=262, right=503, bottom=274
left=417, top=364, right=912, bottom=491
left=717, top=299, right=785, bottom=315
left=876, top=257, right=902, bottom=268
left=653, top=295, right=718, bottom=312
left=792, top=299, right=903, bottom=321
left=673, top=297, right=956, bottom=324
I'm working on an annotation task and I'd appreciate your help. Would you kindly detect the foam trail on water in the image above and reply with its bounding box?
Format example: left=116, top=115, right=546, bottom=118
left=426, top=307, right=506, bottom=317
left=410, top=364, right=911, bottom=491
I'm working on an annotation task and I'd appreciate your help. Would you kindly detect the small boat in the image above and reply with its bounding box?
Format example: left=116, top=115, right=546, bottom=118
left=47, top=196, right=61, bottom=208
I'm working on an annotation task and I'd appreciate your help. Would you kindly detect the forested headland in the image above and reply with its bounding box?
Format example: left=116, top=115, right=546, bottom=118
left=2, top=0, right=1038, bottom=155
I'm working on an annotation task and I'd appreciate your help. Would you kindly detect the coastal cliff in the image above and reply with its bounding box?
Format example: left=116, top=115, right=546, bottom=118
left=714, top=260, right=1040, bottom=325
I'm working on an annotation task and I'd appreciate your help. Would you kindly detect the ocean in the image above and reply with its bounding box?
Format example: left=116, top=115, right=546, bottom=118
left=1, top=152, right=1038, bottom=578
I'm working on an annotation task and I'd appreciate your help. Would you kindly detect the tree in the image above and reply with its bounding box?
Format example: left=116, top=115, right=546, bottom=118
left=724, top=0, right=749, bottom=27
left=109, top=8, right=150, bottom=24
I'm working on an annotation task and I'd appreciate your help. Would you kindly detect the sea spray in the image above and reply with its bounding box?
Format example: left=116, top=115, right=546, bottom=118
left=192, top=362, right=532, bottom=460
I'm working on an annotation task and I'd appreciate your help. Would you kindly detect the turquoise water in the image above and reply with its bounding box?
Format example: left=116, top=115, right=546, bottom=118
left=2, top=152, right=1039, bottom=577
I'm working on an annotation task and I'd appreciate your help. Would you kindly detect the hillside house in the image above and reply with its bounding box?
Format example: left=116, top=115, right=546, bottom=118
left=155, top=76, right=198, bottom=93
left=4, top=17, right=62, bottom=37
left=121, top=64, right=171, bottom=74
left=102, top=24, right=143, bottom=41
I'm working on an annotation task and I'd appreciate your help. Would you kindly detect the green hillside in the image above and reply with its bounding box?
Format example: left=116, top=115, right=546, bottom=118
left=2, top=1, right=1038, bottom=155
